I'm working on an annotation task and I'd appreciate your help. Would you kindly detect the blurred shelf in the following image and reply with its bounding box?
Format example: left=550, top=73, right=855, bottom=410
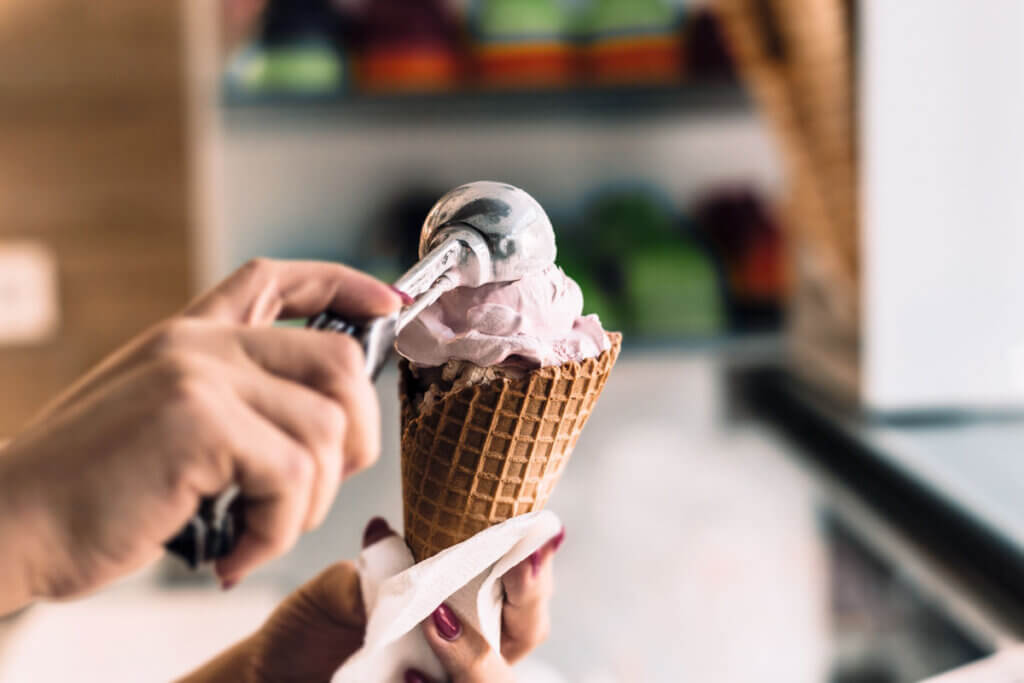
left=220, top=81, right=751, bottom=123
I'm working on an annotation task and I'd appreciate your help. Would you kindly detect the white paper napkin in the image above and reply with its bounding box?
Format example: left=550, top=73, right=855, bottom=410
left=332, top=510, right=562, bottom=683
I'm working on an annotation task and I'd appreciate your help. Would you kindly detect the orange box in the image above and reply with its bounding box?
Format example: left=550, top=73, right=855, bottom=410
left=581, top=34, right=683, bottom=85
left=475, top=41, right=575, bottom=89
left=356, top=48, right=463, bottom=93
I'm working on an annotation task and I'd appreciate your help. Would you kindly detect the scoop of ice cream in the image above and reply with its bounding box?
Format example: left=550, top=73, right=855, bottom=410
left=396, top=265, right=610, bottom=368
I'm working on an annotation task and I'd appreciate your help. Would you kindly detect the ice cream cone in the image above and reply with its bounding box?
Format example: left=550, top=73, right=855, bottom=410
left=400, top=333, right=621, bottom=561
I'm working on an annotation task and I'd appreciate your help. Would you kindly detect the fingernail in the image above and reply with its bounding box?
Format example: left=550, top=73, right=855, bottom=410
left=390, top=286, right=415, bottom=306
left=220, top=578, right=237, bottom=591
left=550, top=527, right=566, bottom=553
left=404, top=670, right=428, bottom=683
left=363, top=516, right=392, bottom=547
left=432, top=603, right=461, bottom=640
left=529, top=550, right=541, bottom=577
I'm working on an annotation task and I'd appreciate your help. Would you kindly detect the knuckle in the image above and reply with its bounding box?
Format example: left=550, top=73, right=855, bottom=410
left=344, top=438, right=379, bottom=476
left=259, top=512, right=306, bottom=557
left=240, top=257, right=273, bottom=280
left=148, top=318, right=202, bottom=353
left=285, top=449, right=316, bottom=487
left=42, top=570, right=89, bottom=602
left=316, top=401, right=348, bottom=448
left=232, top=259, right=277, bottom=304
left=159, top=352, right=208, bottom=404
left=306, top=336, right=367, bottom=397
left=326, top=334, right=366, bottom=378
left=265, top=528, right=296, bottom=558
left=304, top=511, right=326, bottom=532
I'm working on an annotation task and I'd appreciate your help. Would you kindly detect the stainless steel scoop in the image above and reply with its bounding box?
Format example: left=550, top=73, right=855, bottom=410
left=309, top=181, right=556, bottom=379
left=166, top=181, right=556, bottom=568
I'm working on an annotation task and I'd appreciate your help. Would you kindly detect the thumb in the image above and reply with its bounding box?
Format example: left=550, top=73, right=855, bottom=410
left=184, top=258, right=401, bottom=325
left=417, top=604, right=515, bottom=683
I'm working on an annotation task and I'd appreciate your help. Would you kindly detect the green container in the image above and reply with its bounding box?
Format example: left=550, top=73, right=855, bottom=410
left=571, top=185, right=725, bottom=339
left=475, top=0, right=573, bottom=39
left=577, top=0, right=680, bottom=37
left=231, top=40, right=344, bottom=94
left=624, top=242, right=724, bottom=337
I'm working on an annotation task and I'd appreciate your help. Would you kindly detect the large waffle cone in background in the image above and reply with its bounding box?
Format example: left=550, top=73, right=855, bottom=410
left=400, top=333, right=622, bottom=562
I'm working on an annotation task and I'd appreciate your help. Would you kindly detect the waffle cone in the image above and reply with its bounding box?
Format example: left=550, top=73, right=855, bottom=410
left=400, top=333, right=622, bottom=561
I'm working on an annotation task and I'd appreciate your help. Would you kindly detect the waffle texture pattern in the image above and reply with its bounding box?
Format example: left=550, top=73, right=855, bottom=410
left=400, top=333, right=621, bottom=561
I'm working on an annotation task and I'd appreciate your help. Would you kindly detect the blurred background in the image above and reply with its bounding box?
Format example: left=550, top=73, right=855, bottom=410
left=3, top=0, right=1024, bottom=681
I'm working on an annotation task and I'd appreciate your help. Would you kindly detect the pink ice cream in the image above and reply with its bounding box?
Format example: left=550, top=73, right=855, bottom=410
left=396, top=265, right=610, bottom=368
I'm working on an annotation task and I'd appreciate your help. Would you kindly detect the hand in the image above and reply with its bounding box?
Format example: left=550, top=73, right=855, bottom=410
left=402, top=522, right=564, bottom=683
left=179, top=518, right=563, bottom=683
left=0, top=259, right=403, bottom=615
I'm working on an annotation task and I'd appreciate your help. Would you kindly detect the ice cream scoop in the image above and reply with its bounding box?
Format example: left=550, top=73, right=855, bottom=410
left=307, top=182, right=558, bottom=379
left=397, top=185, right=608, bottom=370
left=420, top=182, right=556, bottom=284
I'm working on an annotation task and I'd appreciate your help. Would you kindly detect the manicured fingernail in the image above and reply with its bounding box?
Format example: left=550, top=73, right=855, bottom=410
left=529, top=550, right=541, bottom=577
left=390, top=286, right=415, bottom=305
left=432, top=603, right=461, bottom=640
left=363, top=516, right=392, bottom=547
left=550, top=527, right=566, bottom=553
left=220, top=578, right=237, bottom=591
left=404, top=670, right=428, bottom=683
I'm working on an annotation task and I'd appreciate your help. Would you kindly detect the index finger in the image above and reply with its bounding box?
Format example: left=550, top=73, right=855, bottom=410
left=185, top=258, right=402, bottom=325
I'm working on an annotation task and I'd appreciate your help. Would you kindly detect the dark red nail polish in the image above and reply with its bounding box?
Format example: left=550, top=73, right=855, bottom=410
left=390, top=286, right=415, bottom=305
left=363, top=517, right=392, bottom=547
left=220, top=578, right=237, bottom=591
left=550, top=527, right=566, bottom=553
left=432, top=604, right=461, bottom=640
left=404, top=669, right=428, bottom=683
left=529, top=550, right=541, bottom=577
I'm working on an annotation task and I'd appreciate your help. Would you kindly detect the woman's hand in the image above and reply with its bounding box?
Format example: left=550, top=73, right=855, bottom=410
left=180, top=518, right=563, bottom=683
left=0, top=259, right=403, bottom=615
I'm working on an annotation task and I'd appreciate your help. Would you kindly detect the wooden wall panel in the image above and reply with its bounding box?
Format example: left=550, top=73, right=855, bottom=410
left=0, top=1, right=204, bottom=433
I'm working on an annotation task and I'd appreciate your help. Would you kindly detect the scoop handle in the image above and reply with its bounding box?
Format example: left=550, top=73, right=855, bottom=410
left=163, top=312, right=393, bottom=568
left=163, top=487, right=244, bottom=570
left=307, top=311, right=398, bottom=381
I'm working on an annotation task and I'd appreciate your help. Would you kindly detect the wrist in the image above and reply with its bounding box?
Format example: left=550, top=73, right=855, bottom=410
left=0, top=439, right=55, bottom=614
